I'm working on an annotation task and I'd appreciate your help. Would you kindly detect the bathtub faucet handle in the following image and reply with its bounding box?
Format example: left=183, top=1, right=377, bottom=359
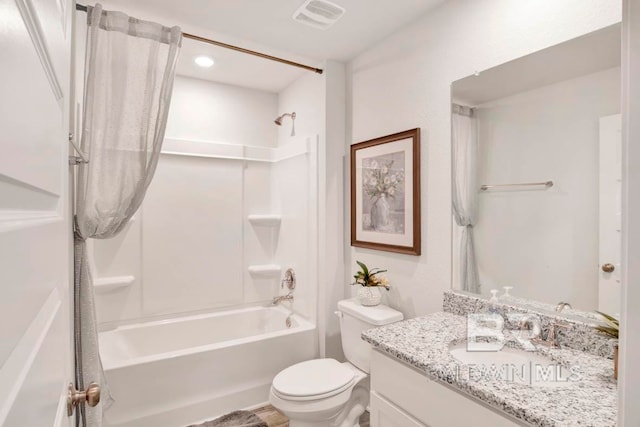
left=281, top=268, right=296, bottom=290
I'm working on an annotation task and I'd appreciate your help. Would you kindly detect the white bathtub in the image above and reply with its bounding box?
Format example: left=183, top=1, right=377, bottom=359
left=100, top=305, right=316, bottom=427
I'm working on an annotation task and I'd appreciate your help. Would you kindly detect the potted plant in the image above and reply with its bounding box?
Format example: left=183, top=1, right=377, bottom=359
left=352, top=261, right=390, bottom=306
left=595, top=311, right=619, bottom=380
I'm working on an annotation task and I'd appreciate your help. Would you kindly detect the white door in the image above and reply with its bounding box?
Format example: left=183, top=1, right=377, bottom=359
left=0, top=0, right=74, bottom=426
left=598, top=114, right=622, bottom=315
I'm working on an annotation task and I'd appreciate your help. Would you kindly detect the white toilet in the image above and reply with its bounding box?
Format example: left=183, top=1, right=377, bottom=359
left=269, top=298, right=403, bottom=427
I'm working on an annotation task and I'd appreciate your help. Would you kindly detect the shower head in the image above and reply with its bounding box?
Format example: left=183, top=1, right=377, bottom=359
left=274, top=112, right=296, bottom=125
left=274, top=112, right=296, bottom=136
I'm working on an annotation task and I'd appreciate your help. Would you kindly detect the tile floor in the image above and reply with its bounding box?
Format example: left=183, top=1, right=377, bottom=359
left=253, top=405, right=288, bottom=427
left=253, top=405, right=370, bottom=427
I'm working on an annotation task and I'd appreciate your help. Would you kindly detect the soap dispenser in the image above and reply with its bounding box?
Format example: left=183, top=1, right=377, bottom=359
left=488, top=289, right=500, bottom=314
left=469, top=289, right=504, bottom=352
left=501, top=286, right=513, bottom=299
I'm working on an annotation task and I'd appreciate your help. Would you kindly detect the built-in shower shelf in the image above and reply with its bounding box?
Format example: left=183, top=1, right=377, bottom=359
left=248, top=214, right=282, bottom=226
left=94, top=275, right=135, bottom=293
left=248, top=265, right=282, bottom=277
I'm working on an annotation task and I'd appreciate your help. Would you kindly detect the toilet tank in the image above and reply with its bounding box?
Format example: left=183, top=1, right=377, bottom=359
left=337, top=298, right=403, bottom=373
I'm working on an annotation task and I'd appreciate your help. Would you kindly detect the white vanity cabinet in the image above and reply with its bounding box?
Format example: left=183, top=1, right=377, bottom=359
left=369, top=350, right=526, bottom=427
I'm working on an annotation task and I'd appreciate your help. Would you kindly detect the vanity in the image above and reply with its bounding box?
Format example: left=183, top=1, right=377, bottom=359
left=369, top=347, right=523, bottom=427
left=363, top=292, right=618, bottom=427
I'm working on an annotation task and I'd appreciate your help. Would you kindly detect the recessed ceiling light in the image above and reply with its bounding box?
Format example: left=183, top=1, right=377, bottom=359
left=194, top=56, right=214, bottom=68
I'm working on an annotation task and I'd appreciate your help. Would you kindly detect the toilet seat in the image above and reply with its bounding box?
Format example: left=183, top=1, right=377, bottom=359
left=272, top=359, right=355, bottom=401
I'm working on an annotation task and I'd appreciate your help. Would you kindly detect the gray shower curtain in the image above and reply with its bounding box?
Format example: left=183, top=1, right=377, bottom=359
left=74, top=4, right=181, bottom=425
left=452, top=105, right=480, bottom=294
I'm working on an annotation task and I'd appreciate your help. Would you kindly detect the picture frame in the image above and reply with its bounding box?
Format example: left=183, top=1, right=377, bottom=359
left=350, top=128, right=421, bottom=255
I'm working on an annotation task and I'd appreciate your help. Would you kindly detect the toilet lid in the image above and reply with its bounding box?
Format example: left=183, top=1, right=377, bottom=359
left=272, top=359, right=355, bottom=398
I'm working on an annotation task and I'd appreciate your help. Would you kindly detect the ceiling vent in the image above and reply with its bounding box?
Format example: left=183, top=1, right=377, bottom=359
left=292, top=0, right=345, bottom=30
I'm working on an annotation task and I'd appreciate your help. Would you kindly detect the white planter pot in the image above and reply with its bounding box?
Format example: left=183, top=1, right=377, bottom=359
left=357, top=286, right=382, bottom=306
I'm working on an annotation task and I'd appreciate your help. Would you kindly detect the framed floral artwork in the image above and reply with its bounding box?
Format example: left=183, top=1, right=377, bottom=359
left=350, top=128, right=421, bottom=255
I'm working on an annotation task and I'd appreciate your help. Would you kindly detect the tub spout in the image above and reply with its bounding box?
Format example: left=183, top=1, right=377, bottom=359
left=272, top=293, right=294, bottom=305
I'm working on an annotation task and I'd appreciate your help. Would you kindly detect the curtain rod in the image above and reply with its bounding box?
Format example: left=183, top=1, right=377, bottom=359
left=75, top=3, right=324, bottom=75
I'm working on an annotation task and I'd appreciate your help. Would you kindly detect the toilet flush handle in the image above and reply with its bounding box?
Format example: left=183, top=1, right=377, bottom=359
left=334, top=311, right=343, bottom=318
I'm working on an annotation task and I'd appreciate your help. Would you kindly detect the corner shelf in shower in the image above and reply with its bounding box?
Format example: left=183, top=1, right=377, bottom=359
left=93, top=275, right=135, bottom=293
left=248, top=264, right=282, bottom=277
left=247, top=214, right=282, bottom=227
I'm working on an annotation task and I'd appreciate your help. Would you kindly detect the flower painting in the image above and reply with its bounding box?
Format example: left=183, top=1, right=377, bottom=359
left=361, top=152, right=405, bottom=234
left=351, top=129, right=421, bottom=255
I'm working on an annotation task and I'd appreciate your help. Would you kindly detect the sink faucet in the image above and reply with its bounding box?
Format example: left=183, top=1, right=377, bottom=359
left=536, top=322, right=570, bottom=348
left=518, top=314, right=542, bottom=339
left=272, top=292, right=294, bottom=305
left=555, top=302, right=572, bottom=312
left=513, top=314, right=542, bottom=350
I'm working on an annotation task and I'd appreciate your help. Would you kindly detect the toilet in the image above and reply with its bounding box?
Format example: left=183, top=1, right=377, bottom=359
left=269, top=298, right=403, bottom=427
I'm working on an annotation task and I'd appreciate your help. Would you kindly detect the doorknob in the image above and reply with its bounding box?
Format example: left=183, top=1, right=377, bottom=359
left=602, top=263, right=615, bottom=273
left=67, top=382, right=100, bottom=416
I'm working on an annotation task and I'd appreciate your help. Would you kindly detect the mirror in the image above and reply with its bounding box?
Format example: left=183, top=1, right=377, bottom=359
left=450, top=24, right=621, bottom=314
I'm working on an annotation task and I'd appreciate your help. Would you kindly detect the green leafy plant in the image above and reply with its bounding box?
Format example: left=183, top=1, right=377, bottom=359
left=352, top=261, right=390, bottom=290
left=595, top=311, right=619, bottom=339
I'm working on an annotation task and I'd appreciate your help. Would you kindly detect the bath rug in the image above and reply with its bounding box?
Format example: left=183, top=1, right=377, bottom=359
left=188, top=410, right=268, bottom=427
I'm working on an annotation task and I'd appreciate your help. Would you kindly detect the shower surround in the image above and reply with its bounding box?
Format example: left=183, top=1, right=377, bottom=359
left=92, top=135, right=321, bottom=426
left=74, top=58, right=328, bottom=423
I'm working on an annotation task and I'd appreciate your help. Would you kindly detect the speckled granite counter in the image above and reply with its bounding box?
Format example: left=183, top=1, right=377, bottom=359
left=443, top=290, right=617, bottom=359
left=362, top=312, right=617, bottom=427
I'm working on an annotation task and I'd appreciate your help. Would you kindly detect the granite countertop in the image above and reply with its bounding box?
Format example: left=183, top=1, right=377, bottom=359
left=362, top=312, right=617, bottom=427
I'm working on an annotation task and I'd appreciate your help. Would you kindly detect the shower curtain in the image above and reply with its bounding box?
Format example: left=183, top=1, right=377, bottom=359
left=74, top=5, right=181, bottom=426
left=452, top=105, right=480, bottom=293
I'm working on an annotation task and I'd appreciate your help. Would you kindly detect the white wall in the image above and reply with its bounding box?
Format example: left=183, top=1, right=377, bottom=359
left=471, top=68, right=620, bottom=310
left=347, top=0, right=621, bottom=319
left=322, top=62, right=347, bottom=360
left=276, top=72, right=323, bottom=146
left=167, top=76, right=278, bottom=146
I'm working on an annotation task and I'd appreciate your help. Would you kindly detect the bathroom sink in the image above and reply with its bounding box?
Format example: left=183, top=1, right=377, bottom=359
left=448, top=341, right=572, bottom=388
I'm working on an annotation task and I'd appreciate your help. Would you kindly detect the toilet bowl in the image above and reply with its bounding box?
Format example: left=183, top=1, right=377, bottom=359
left=270, top=359, right=368, bottom=426
left=269, top=298, right=403, bottom=427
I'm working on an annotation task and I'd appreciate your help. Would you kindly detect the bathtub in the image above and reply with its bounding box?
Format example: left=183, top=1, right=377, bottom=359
left=100, top=305, right=316, bottom=427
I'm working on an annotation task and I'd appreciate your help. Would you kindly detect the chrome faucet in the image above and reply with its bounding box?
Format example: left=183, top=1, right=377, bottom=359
left=272, top=293, right=294, bottom=305
left=555, top=302, right=572, bottom=312
left=518, top=314, right=542, bottom=340
left=513, top=314, right=542, bottom=350
left=536, top=322, right=570, bottom=348
left=272, top=268, right=296, bottom=305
